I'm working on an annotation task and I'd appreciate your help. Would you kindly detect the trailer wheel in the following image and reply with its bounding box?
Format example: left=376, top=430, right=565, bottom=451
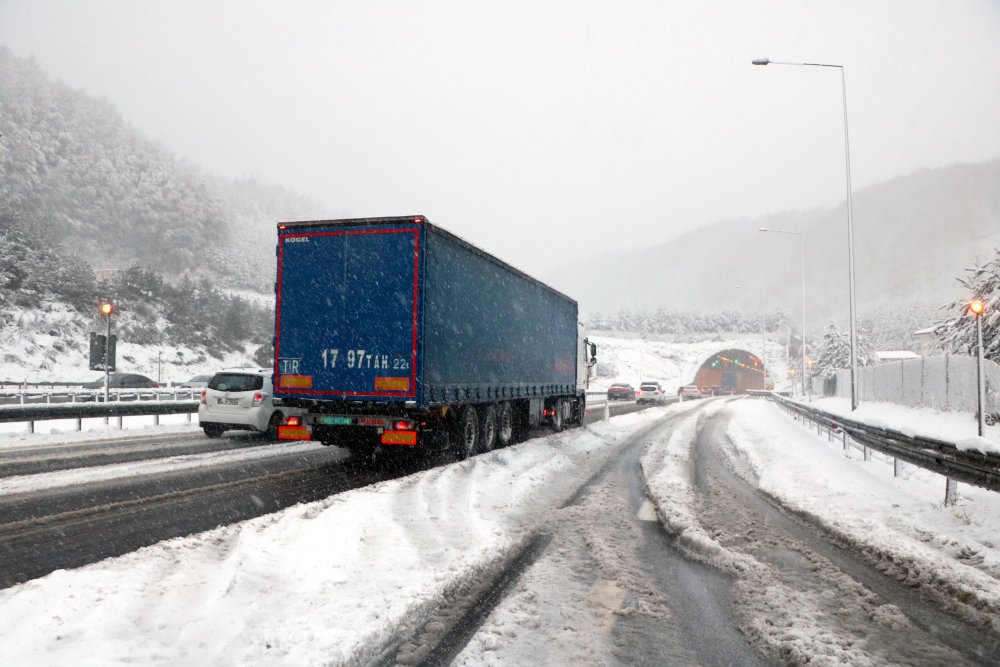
left=551, top=401, right=564, bottom=432
left=478, top=404, right=498, bottom=452
left=454, top=405, right=479, bottom=459
left=497, top=402, right=514, bottom=447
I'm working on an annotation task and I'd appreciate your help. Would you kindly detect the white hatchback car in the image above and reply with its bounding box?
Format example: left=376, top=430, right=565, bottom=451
left=198, top=368, right=305, bottom=438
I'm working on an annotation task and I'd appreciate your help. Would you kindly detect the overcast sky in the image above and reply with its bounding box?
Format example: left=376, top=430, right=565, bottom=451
left=1, top=0, right=998, bottom=277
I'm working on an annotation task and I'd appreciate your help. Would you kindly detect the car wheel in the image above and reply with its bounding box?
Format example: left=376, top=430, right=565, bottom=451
left=203, top=425, right=224, bottom=438
left=265, top=412, right=282, bottom=439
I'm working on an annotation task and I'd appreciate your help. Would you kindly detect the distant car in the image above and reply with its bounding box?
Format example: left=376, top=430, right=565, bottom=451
left=637, top=382, right=666, bottom=405
left=198, top=368, right=306, bottom=438
left=679, top=385, right=702, bottom=400
left=607, top=383, right=636, bottom=401
left=179, top=374, right=213, bottom=388
left=81, top=373, right=159, bottom=389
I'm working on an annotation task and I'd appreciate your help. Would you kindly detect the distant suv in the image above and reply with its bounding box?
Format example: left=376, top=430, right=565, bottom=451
left=198, top=368, right=305, bottom=438
left=637, top=382, right=666, bottom=405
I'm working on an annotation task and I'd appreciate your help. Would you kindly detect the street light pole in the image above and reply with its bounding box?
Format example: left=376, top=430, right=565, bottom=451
left=753, top=57, right=859, bottom=410
left=100, top=302, right=113, bottom=404
left=759, top=227, right=807, bottom=399
left=971, top=300, right=987, bottom=437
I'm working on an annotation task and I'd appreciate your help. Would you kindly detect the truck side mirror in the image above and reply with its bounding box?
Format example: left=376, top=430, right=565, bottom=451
left=590, top=343, right=597, bottom=364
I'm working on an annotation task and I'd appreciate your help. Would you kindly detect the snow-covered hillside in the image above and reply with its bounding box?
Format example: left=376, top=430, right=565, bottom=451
left=0, top=302, right=258, bottom=385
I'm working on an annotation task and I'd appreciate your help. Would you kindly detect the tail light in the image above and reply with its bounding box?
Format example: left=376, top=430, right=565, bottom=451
left=200, top=389, right=207, bottom=405
left=285, top=415, right=302, bottom=426
left=543, top=408, right=556, bottom=417
left=393, top=419, right=415, bottom=430
left=252, top=392, right=264, bottom=407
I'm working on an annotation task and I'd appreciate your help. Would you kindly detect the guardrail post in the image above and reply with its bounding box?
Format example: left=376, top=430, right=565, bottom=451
left=945, top=479, right=958, bottom=506
left=76, top=416, right=82, bottom=431
left=116, top=415, right=123, bottom=429
left=603, top=400, right=609, bottom=421
left=894, top=459, right=900, bottom=477
left=28, top=419, right=34, bottom=434
left=842, top=431, right=848, bottom=452
left=154, top=414, right=160, bottom=426
left=863, top=446, right=871, bottom=461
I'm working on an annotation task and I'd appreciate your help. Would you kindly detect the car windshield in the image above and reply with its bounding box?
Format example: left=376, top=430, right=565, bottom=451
left=208, top=374, right=264, bottom=392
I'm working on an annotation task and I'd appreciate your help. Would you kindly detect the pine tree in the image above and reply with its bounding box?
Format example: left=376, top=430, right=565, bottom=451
left=936, top=249, right=1000, bottom=362
left=810, top=324, right=878, bottom=379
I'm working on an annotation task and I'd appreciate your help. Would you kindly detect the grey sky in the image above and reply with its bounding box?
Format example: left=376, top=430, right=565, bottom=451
left=1, top=0, right=998, bottom=277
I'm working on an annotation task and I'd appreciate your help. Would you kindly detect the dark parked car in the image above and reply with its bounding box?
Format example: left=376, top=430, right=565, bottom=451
left=81, top=373, right=159, bottom=389
left=179, top=374, right=213, bottom=388
left=607, top=383, right=636, bottom=401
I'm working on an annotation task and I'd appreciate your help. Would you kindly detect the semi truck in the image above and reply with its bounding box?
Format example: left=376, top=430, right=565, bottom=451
left=273, top=215, right=596, bottom=458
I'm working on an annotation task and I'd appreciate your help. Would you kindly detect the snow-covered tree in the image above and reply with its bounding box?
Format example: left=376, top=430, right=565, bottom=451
left=936, top=249, right=1000, bottom=362
left=809, top=324, right=878, bottom=379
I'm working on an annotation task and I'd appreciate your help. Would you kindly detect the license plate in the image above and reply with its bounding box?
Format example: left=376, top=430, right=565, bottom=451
left=318, top=415, right=352, bottom=426
left=218, top=397, right=239, bottom=406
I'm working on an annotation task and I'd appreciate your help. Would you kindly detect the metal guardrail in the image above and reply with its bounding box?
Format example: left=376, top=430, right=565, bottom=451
left=0, top=400, right=200, bottom=433
left=765, top=392, right=1000, bottom=504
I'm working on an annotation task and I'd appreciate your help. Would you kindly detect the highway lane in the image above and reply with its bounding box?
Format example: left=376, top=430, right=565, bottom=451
left=0, top=400, right=649, bottom=589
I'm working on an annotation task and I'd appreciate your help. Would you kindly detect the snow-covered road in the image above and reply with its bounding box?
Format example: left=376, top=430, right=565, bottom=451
left=2, top=398, right=999, bottom=665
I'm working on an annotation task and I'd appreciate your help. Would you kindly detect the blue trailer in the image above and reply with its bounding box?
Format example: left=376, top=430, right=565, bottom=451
left=273, top=215, right=596, bottom=457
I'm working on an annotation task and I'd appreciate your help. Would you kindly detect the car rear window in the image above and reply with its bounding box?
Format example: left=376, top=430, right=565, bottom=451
left=640, top=385, right=659, bottom=390
left=209, top=373, right=264, bottom=392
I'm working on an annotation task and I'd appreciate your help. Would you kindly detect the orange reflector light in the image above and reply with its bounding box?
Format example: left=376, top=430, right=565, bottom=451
left=381, top=430, right=417, bottom=446
left=375, top=377, right=410, bottom=391
left=280, top=375, right=313, bottom=388
left=285, top=416, right=302, bottom=427
left=278, top=425, right=311, bottom=440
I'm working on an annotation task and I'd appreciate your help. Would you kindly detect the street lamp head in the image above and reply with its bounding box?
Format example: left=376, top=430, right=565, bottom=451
left=752, top=58, right=770, bottom=66
left=100, top=303, right=113, bottom=316
left=970, top=300, right=985, bottom=316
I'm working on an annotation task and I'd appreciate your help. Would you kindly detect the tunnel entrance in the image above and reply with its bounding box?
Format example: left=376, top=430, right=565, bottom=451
left=692, top=349, right=768, bottom=393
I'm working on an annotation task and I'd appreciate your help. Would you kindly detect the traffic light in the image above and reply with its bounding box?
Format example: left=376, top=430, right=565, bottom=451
left=88, top=333, right=117, bottom=371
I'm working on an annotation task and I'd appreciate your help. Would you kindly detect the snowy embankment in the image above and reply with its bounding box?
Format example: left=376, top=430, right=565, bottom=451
left=0, top=411, right=664, bottom=666
left=640, top=398, right=1000, bottom=662
left=808, top=395, right=1000, bottom=454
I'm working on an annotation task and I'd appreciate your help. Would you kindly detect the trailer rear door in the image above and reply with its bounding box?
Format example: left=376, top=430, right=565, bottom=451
left=275, top=221, right=421, bottom=401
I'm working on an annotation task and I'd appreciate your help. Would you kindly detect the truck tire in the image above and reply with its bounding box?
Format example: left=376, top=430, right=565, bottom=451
left=478, top=404, right=498, bottom=452
left=454, top=405, right=479, bottom=459
left=551, top=401, right=564, bottom=432
left=497, top=401, right=514, bottom=447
